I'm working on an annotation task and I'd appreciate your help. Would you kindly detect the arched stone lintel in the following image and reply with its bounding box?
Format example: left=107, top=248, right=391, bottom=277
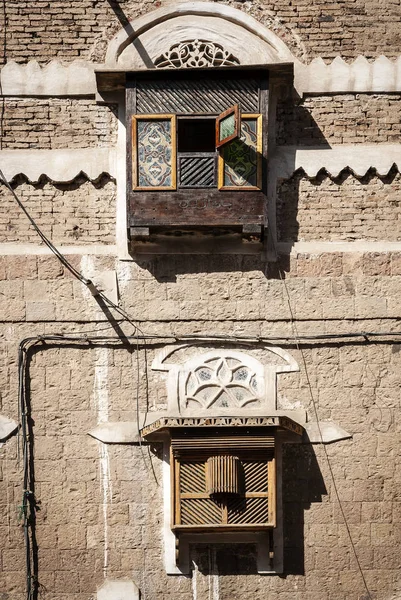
left=105, top=1, right=297, bottom=67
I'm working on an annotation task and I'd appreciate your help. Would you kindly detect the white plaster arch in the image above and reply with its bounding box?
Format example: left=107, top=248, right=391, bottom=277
left=105, top=2, right=297, bottom=69
left=152, top=344, right=299, bottom=415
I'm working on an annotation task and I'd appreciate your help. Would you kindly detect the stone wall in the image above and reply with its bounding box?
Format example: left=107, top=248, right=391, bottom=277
left=276, top=94, right=401, bottom=146
left=1, top=0, right=401, bottom=599
left=1, top=252, right=401, bottom=599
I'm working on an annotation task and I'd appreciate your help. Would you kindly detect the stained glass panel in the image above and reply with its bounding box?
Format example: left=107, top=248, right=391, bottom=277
left=133, top=116, right=176, bottom=190
left=221, top=116, right=261, bottom=189
left=216, top=104, right=240, bottom=148
left=219, top=113, right=236, bottom=142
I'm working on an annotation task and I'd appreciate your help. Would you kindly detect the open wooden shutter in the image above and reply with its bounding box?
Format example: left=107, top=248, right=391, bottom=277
left=218, top=113, right=263, bottom=190
left=215, top=104, right=241, bottom=149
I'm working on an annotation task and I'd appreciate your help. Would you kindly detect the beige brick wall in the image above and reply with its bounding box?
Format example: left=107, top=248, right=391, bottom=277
left=277, top=172, right=401, bottom=242
left=0, top=0, right=400, bottom=65
left=276, top=94, right=401, bottom=146
left=0, top=99, right=118, bottom=150
left=0, top=177, right=116, bottom=245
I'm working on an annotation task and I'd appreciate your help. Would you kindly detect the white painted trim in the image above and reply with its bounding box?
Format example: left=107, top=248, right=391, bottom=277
left=0, top=148, right=115, bottom=183
left=0, top=244, right=117, bottom=255
left=1, top=240, right=398, bottom=257
left=270, top=144, right=401, bottom=180
left=115, top=96, right=131, bottom=259
left=163, top=441, right=185, bottom=575
left=295, top=55, right=401, bottom=96
left=278, top=241, right=401, bottom=254
left=105, top=2, right=296, bottom=66
left=0, top=60, right=97, bottom=96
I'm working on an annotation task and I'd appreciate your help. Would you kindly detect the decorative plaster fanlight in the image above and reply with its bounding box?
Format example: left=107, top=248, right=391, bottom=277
left=154, top=39, right=240, bottom=69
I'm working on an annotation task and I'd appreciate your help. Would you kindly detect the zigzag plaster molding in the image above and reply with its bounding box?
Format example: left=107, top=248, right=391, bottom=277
left=2, top=54, right=401, bottom=96
left=1, top=145, right=400, bottom=184
left=0, top=148, right=115, bottom=183
left=270, top=145, right=401, bottom=180
left=1, top=60, right=97, bottom=96
left=295, top=55, right=401, bottom=95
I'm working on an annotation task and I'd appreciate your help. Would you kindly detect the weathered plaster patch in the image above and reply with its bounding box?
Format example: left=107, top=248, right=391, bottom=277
left=97, top=579, right=139, bottom=600
left=0, top=60, right=96, bottom=96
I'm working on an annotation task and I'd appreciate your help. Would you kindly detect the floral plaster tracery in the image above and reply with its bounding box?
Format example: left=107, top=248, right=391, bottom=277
left=185, top=353, right=264, bottom=409
left=154, top=39, right=240, bottom=69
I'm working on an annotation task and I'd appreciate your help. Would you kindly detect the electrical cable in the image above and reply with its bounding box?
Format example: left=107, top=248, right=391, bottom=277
left=0, top=0, right=6, bottom=153
left=0, top=167, right=152, bottom=339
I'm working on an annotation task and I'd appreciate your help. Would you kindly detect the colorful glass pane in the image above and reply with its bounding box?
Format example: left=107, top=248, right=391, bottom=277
left=219, top=113, right=236, bottom=142
left=223, top=119, right=258, bottom=188
left=137, top=119, right=172, bottom=188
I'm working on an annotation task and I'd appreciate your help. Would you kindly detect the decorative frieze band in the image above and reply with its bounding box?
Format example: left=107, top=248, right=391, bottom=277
left=1, top=145, right=399, bottom=184
left=0, top=149, right=115, bottom=183
left=2, top=56, right=401, bottom=97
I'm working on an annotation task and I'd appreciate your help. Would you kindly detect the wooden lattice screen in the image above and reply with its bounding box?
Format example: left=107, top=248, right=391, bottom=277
left=171, top=432, right=276, bottom=531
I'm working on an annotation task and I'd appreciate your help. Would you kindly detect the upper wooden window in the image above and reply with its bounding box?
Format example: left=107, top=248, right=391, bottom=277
left=126, top=70, right=268, bottom=231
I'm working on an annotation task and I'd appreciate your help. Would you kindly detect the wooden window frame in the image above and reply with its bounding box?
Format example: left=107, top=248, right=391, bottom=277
left=132, top=114, right=177, bottom=191
left=217, top=113, right=263, bottom=191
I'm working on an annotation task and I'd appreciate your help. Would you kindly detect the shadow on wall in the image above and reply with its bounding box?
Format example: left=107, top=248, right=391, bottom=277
left=282, top=443, right=327, bottom=575
left=189, top=444, right=326, bottom=577
left=129, top=253, right=290, bottom=283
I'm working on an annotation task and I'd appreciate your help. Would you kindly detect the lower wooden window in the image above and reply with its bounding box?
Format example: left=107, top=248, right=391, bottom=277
left=171, top=433, right=276, bottom=532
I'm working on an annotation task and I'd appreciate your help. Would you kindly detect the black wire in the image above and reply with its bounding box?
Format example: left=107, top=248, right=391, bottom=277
left=0, top=169, right=92, bottom=283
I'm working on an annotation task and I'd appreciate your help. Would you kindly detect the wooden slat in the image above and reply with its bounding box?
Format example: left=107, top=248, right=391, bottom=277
left=129, top=189, right=264, bottom=227
left=136, top=78, right=259, bottom=114
left=207, top=455, right=240, bottom=495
